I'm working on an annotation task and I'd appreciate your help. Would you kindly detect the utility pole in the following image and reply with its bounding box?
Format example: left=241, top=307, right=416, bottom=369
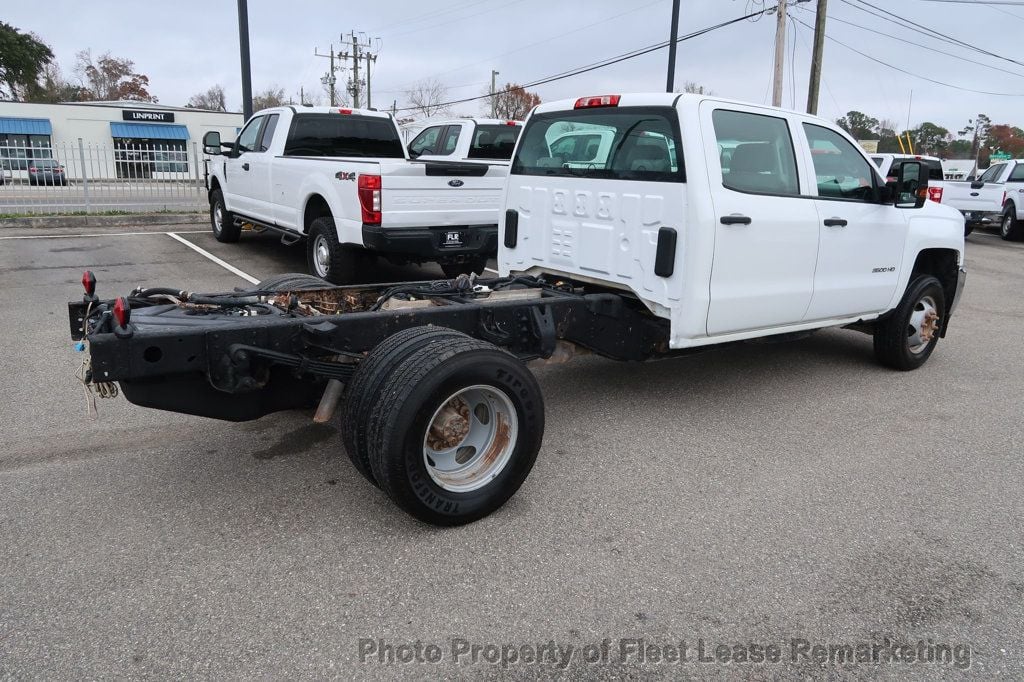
left=315, top=44, right=339, bottom=106
left=666, top=0, right=681, bottom=92
left=236, top=0, right=253, bottom=119
left=364, top=49, right=377, bottom=108
left=351, top=31, right=361, bottom=108
left=490, top=70, right=500, bottom=118
left=772, top=0, right=787, bottom=107
left=805, top=0, right=827, bottom=114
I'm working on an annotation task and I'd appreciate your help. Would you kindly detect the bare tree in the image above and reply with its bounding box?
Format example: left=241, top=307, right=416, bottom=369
left=683, top=81, right=713, bottom=95
left=187, top=84, right=226, bottom=111
left=252, top=86, right=286, bottom=111
left=405, top=78, right=451, bottom=118
left=74, top=49, right=156, bottom=101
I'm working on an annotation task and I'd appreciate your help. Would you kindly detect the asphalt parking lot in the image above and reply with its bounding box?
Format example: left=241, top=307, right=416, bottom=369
left=1, top=224, right=1022, bottom=679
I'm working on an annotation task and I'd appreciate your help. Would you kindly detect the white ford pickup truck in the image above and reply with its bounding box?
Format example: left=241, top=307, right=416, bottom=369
left=202, top=106, right=509, bottom=282
left=941, top=159, right=1024, bottom=240
left=405, top=118, right=523, bottom=163
left=72, top=93, right=966, bottom=525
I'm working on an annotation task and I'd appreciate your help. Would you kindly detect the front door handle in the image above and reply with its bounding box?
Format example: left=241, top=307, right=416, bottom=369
left=720, top=214, right=752, bottom=225
left=823, top=217, right=848, bottom=227
left=242, top=162, right=250, bottom=171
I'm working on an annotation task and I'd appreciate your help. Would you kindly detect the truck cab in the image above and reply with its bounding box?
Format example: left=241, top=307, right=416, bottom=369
left=405, top=118, right=523, bottom=164
left=501, top=93, right=965, bottom=352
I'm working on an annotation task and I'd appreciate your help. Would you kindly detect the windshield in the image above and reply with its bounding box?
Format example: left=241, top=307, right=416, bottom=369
left=511, top=106, right=684, bottom=183
left=466, top=124, right=521, bottom=160
left=284, top=114, right=404, bottom=158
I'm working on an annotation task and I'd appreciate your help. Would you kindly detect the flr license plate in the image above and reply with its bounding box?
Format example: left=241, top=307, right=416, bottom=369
left=442, top=231, right=464, bottom=247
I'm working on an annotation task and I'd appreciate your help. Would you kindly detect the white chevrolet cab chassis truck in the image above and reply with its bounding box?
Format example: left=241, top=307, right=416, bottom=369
left=70, top=93, right=965, bottom=525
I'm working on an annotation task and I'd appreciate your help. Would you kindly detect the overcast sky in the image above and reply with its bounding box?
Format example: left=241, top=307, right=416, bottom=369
left=5, top=0, right=1019, bottom=133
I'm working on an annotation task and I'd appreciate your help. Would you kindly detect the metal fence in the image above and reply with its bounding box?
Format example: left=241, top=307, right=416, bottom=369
left=0, top=140, right=207, bottom=216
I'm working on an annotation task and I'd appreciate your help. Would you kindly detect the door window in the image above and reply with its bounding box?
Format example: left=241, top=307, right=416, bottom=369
left=978, top=163, right=1005, bottom=183
left=256, top=114, right=279, bottom=152
left=802, top=123, right=877, bottom=202
left=712, top=109, right=799, bottom=196
left=1008, top=164, right=1024, bottom=182
left=235, top=116, right=264, bottom=153
left=409, top=126, right=443, bottom=156
left=439, top=126, right=461, bottom=155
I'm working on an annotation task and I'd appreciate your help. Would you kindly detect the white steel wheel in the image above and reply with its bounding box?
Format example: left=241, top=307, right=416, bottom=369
left=422, top=385, right=518, bottom=493
left=312, top=233, right=331, bottom=277
left=212, top=202, right=224, bottom=234
left=907, top=294, right=940, bottom=354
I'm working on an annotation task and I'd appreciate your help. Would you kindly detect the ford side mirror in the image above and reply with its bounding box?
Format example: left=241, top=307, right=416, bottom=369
left=202, top=131, right=222, bottom=155
left=894, top=160, right=927, bottom=208
left=970, top=180, right=985, bottom=189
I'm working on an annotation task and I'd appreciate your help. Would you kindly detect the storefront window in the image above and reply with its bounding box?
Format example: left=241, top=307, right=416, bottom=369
left=113, top=139, right=188, bottom=177
left=0, top=134, right=53, bottom=170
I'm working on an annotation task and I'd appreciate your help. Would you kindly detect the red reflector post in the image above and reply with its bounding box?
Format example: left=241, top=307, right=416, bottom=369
left=358, top=174, right=382, bottom=225
left=113, top=297, right=131, bottom=328
left=82, top=270, right=96, bottom=296
left=574, top=95, right=621, bottom=109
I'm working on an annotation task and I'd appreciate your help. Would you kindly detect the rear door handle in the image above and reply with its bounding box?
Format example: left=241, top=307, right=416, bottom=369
left=720, top=214, right=752, bottom=225
left=823, top=217, right=848, bottom=227
left=242, top=163, right=250, bottom=171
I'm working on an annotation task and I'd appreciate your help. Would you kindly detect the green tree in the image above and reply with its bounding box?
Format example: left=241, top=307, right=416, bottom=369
left=958, top=114, right=991, bottom=160
left=0, top=22, right=54, bottom=100
left=836, top=111, right=880, bottom=140
left=26, top=62, right=90, bottom=102
left=908, top=122, right=950, bottom=155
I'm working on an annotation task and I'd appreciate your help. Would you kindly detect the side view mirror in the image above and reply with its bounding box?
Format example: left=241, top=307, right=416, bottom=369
left=894, top=160, right=927, bottom=208
left=970, top=180, right=985, bottom=189
left=202, top=131, right=223, bottom=155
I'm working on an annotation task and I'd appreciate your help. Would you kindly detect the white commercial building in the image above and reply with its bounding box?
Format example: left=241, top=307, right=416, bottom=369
left=0, top=100, right=243, bottom=180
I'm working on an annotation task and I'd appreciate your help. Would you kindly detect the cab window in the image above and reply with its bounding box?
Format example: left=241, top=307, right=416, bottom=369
left=979, top=163, right=1005, bottom=183
left=713, top=109, right=799, bottom=195
left=235, top=116, right=264, bottom=153
left=408, top=126, right=444, bottom=157
left=511, top=106, right=684, bottom=183
left=439, top=125, right=461, bottom=155
left=802, top=123, right=877, bottom=202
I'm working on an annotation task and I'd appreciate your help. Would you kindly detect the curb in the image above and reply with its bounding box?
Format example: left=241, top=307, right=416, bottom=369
left=0, top=213, right=206, bottom=229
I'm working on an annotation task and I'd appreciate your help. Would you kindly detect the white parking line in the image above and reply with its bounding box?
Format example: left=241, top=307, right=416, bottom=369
left=0, top=230, right=207, bottom=240
left=165, top=232, right=260, bottom=284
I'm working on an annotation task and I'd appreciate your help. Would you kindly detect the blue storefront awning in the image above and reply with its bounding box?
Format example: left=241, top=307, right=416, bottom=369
left=0, top=117, right=53, bottom=135
left=110, top=122, right=189, bottom=140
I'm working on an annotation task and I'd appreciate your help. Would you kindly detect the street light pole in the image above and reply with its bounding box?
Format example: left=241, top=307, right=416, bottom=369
left=237, top=0, right=253, bottom=119
left=666, top=0, right=681, bottom=92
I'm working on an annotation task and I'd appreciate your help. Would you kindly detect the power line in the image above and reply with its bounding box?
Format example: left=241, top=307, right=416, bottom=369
left=367, top=0, right=491, bottom=35
left=789, top=14, right=1024, bottom=96
left=385, top=0, right=533, bottom=40
left=844, top=0, right=1024, bottom=68
left=394, top=6, right=775, bottom=113
left=377, top=0, right=667, bottom=96
left=823, top=8, right=1024, bottom=79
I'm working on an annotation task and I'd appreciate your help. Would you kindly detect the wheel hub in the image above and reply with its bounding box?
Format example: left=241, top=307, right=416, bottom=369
left=907, top=295, right=941, bottom=353
left=422, top=386, right=518, bottom=493
left=314, top=237, right=330, bottom=274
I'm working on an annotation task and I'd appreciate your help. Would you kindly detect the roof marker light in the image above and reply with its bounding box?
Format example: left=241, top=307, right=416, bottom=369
left=574, top=95, right=621, bottom=109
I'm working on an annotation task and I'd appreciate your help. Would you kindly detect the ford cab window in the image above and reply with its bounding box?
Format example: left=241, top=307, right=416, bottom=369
left=511, top=106, right=684, bottom=182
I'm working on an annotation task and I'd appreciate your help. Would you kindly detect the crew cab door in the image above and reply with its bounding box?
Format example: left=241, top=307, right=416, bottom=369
left=797, top=121, right=906, bottom=319
left=222, top=115, right=265, bottom=218
left=238, top=113, right=279, bottom=222
left=703, top=104, right=820, bottom=335
left=946, top=162, right=1007, bottom=213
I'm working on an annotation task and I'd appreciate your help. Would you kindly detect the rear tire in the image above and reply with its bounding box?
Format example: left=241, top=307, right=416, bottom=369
left=340, top=327, right=469, bottom=487
left=251, top=272, right=330, bottom=292
left=1000, top=205, right=1023, bottom=241
left=441, top=257, right=488, bottom=279
left=210, top=189, right=240, bottom=243
left=307, top=217, right=360, bottom=285
left=364, top=333, right=544, bottom=525
left=873, top=275, right=946, bottom=371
